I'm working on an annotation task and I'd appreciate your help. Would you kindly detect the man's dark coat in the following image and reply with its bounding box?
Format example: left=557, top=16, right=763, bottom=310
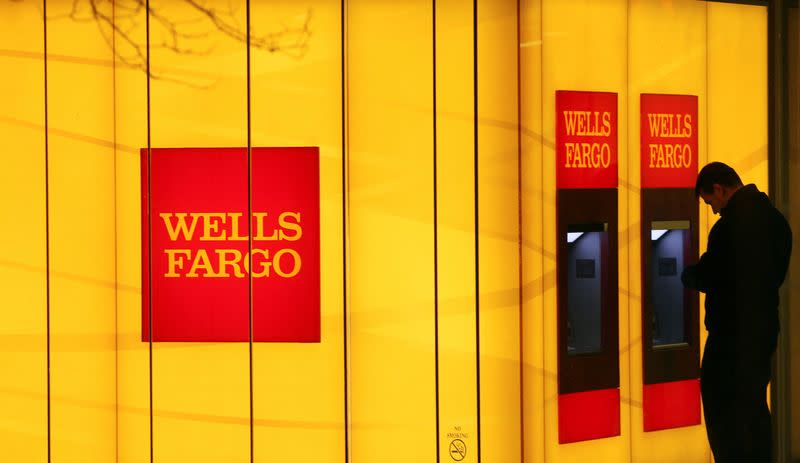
left=682, top=184, right=792, bottom=462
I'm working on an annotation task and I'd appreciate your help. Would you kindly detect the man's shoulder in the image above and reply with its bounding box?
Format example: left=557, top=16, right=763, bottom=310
left=708, top=218, right=728, bottom=236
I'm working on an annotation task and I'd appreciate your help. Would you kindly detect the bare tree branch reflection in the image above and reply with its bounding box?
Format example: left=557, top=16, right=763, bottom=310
left=18, top=0, right=312, bottom=86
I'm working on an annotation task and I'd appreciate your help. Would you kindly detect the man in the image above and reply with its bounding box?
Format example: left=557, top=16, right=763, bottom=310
left=682, top=162, right=792, bottom=462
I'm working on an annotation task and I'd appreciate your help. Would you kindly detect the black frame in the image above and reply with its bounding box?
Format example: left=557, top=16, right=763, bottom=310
left=557, top=189, right=620, bottom=395
left=640, top=189, right=700, bottom=385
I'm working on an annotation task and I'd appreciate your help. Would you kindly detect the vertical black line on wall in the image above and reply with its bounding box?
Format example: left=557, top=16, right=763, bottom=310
left=515, top=1, right=524, bottom=462
left=341, top=0, right=350, bottom=461
left=111, top=2, right=119, bottom=461
left=246, top=0, right=254, bottom=461
left=472, top=0, right=482, bottom=461
left=432, top=0, right=441, bottom=461
left=146, top=0, right=154, bottom=460
left=43, top=0, right=51, bottom=459
left=624, top=3, right=633, bottom=460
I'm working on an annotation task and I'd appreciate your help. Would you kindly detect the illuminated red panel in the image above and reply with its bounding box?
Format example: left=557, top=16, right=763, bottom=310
left=640, top=94, right=698, bottom=189
left=643, top=379, right=701, bottom=432
left=141, top=147, right=320, bottom=342
left=558, top=388, right=621, bottom=444
left=556, top=90, right=618, bottom=189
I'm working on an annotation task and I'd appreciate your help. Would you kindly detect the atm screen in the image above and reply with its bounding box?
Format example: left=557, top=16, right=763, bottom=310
left=650, top=220, right=690, bottom=349
left=566, top=223, right=607, bottom=356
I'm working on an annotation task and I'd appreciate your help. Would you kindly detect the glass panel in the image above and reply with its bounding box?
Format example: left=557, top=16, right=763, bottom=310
left=250, top=1, right=345, bottom=461
left=47, top=1, right=117, bottom=460
left=0, top=2, right=47, bottom=461
left=148, top=1, right=250, bottom=461
left=650, top=220, right=690, bottom=348
left=566, top=223, right=606, bottom=355
left=348, top=1, right=437, bottom=460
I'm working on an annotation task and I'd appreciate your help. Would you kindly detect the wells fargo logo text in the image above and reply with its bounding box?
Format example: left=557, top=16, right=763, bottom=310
left=645, top=113, right=693, bottom=169
left=562, top=110, right=613, bottom=169
left=160, top=211, right=304, bottom=279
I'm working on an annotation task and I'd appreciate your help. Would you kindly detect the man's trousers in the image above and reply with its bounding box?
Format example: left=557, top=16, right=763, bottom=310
left=701, top=335, right=773, bottom=462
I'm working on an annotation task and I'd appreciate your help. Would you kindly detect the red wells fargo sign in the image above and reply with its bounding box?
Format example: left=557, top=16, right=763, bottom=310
left=556, top=90, right=619, bottom=189
left=141, top=147, right=320, bottom=342
left=640, top=94, right=698, bottom=189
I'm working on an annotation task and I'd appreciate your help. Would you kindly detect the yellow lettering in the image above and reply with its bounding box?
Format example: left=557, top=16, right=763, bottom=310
left=215, top=249, right=245, bottom=277
left=564, top=111, right=579, bottom=136
left=602, top=112, right=612, bottom=137
left=273, top=249, right=302, bottom=278
left=681, top=144, right=692, bottom=168
left=665, top=144, right=676, bottom=167
left=278, top=212, right=303, bottom=241
left=647, top=113, right=661, bottom=138
left=160, top=213, right=200, bottom=241
left=164, top=249, right=191, bottom=277
left=563, top=142, right=612, bottom=169
left=684, top=114, right=693, bottom=137
left=199, top=213, right=228, bottom=241
left=253, top=212, right=279, bottom=241
left=187, top=249, right=217, bottom=277
left=648, top=143, right=693, bottom=169
left=576, top=112, right=586, bottom=134
left=565, top=143, right=575, bottom=168
left=580, top=142, right=591, bottom=168
left=245, top=249, right=271, bottom=278
left=649, top=144, right=658, bottom=168
left=600, top=143, right=611, bottom=168
left=228, top=213, right=249, bottom=241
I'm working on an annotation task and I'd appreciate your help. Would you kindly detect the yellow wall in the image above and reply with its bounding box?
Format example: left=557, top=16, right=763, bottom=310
left=708, top=4, right=769, bottom=197
left=250, top=2, right=346, bottom=462
left=114, top=2, right=150, bottom=463
left=540, top=1, right=630, bottom=461
left=627, top=2, right=709, bottom=462
left=0, top=1, right=769, bottom=462
left=347, top=2, right=437, bottom=461
left=477, top=1, right=521, bottom=461
left=147, top=0, right=251, bottom=460
left=436, top=0, right=480, bottom=461
left=519, top=0, right=545, bottom=461
left=0, top=2, right=47, bottom=462
left=46, top=0, right=117, bottom=461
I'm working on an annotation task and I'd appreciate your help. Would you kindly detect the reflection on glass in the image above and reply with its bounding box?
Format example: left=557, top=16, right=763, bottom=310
left=566, top=223, right=606, bottom=356
left=650, top=220, right=690, bottom=348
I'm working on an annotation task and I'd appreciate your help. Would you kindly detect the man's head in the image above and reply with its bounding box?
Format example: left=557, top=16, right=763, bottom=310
left=695, top=162, right=743, bottom=215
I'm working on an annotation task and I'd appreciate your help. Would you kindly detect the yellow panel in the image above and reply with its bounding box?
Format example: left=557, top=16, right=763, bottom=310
left=148, top=1, right=249, bottom=461
left=435, top=1, right=479, bottom=462
left=249, top=1, right=345, bottom=461
left=478, top=0, right=521, bottom=461
left=706, top=7, right=767, bottom=461
left=46, top=0, right=117, bottom=461
left=0, top=2, right=47, bottom=462
left=347, top=1, right=437, bottom=461
left=114, top=3, right=150, bottom=463
left=542, top=1, right=630, bottom=461
left=627, top=1, right=709, bottom=461
left=519, top=0, right=544, bottom=462
left=707, top=4, right=768, bottom=195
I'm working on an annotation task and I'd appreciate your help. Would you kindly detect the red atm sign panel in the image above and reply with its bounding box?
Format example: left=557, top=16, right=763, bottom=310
left=640, top=94, right=698, bottom=188
left=141, top=147, right=320, bottom=342
left=556, top=90, right=618, bottom=189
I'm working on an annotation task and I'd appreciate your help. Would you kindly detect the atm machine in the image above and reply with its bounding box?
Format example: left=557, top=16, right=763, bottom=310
left=639, top=93, right=701, bottom=431
left=555, top=90, right=620, bottom=443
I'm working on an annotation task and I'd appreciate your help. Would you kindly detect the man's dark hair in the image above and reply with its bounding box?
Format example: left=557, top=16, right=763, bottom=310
left=695, top=162, right=743, bottom=196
